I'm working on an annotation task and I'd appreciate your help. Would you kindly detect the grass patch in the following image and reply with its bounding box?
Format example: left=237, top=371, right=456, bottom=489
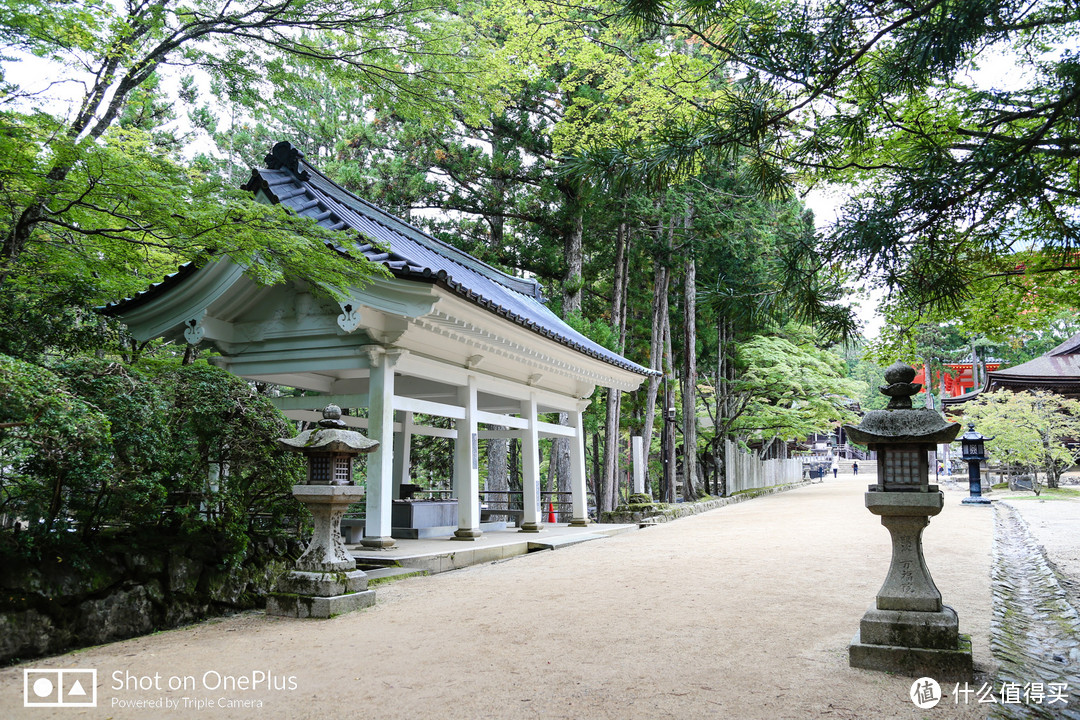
left=999, top=486, right=1080, bottom=501
left=730, top=482, right=802, bottom=499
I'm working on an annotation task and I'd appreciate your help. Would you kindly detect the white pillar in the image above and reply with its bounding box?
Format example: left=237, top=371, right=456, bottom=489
left=392, top=410, right=413, bottom=498
left=519, top=394, right=543, bottom=533
left=631, top=436, right=645, bottom=494
left=569, top=403, right=590, bottom=526
left=361, top=349, right=399, bottom=548
left=452, top=376, right=482, bottom=540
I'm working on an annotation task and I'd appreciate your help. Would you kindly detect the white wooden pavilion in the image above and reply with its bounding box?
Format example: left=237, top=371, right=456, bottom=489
left=104, top=141, right=652, bottom=548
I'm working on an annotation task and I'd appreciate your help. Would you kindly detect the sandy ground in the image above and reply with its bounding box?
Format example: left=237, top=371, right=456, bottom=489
left=996, top=492, right=1080, bottom=583
left=0, top=473, right=1000, bottom=719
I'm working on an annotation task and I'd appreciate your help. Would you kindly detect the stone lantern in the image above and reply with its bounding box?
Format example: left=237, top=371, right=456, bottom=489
left=266, top=405, right=379, bottom=619
left=844, top=362, right=973, bottom=679
left=960, top=423, right=993, bottom=506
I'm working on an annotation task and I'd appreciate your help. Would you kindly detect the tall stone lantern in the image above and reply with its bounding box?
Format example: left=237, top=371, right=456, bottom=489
left=266, top=405, right=378, bottom=619
left=844, top=362, right=973, bottom=679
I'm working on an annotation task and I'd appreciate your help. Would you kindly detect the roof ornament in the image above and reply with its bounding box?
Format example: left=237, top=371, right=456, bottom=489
left=337, top=301, right=362, bottom=333
left=183, top=310, right=205, bottom=345
left=265, top=141, right=310, bottom=180
left=879, top=360, right=921, bottom=410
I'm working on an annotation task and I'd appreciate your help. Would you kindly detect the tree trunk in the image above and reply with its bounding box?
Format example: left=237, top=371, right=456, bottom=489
left=662, top=308, right=676, bottom=503
left=485, top=427, right=509, bottom=509
left=550, top=191, right=585, bottom=519
left=642, top=245, right=671, bottom=497
left=591, top=431, right=601, bottom=506
left=601, top=220, right=630, bottom=512
left=716, top=316, right=735, bottom=495
left=508, top=439, right=522, bottom=506
left=680, top=212, right=699, bottom=501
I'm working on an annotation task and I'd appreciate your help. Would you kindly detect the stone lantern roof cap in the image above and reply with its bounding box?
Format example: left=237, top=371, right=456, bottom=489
left=844, top=408, right=961, bottom=445
left=843, top=361, right=961, bottom=445
left=278, top=405, right=379, bottom=454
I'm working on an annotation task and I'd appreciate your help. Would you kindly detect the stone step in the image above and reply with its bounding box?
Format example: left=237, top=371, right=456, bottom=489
left=526, top=533, right=607, bottom=552
left=361, top=567, right=429, bottom=586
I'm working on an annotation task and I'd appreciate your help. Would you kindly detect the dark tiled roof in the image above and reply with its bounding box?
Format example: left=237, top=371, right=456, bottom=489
left=108, top=142, right=652, bottom=377
left=1046, top=330, right=1080, bottom=357
left=988, top=354, right=1080, bottom=383
left=942, top=331, right=1080, bottom=405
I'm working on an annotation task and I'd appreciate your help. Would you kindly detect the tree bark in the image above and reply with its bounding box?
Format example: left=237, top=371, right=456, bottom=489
left=600, top=220, right=630, bottom=512
left=641, top=254, right=670, bottom=498
left=680, top=212, right=699, bottom=501
left=716, top=316, right=735, bottom=495
left=485, top=427, right=509, bottom=509
left=661, top=310, right=676, bottom=503
left=550, top=190, right=584, bottom=518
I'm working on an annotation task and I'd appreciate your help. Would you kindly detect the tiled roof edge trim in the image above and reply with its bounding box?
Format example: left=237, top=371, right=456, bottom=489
left=97, top=262, right=202, bottom=315
left=297, top=158, right=545, bottom=301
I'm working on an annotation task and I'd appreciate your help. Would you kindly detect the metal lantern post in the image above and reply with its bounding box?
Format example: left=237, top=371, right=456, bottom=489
left=960, top=423, right=992, bottom=506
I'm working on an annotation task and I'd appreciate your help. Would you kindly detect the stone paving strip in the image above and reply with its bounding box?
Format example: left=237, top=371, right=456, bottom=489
left=990, top=503, right=1080, bottom=719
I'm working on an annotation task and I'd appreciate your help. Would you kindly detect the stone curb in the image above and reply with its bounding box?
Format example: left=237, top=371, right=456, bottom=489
left=601, top=481, right=812, bottom=525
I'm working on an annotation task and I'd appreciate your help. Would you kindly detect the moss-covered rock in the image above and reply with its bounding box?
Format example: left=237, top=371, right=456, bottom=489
left=0, top=531, right=301, bottom=666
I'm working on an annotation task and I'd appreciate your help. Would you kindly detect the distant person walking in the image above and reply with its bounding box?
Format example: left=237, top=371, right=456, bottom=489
left=831, top=458, right=839, bottom=479
left=852, top=460, right=859, bottom=476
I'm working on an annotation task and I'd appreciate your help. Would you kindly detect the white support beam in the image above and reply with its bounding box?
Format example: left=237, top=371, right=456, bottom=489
left=392, top=410, right=413, bottom=499
left=452, top=376, right=482, bottom=540
left=397, top=353, right=585, bottom=413
left=362, top=349, right=402, bottom=548
left=282, top=409, right=367, bottom=429
left=474, top=410, right=528, bottom=429
left=411, top=425, right=457, bottom=439
left=272, top=394, right=370, bottom=411
left=519, top=393, right=543, bottom=532
left=280, top=409, right=456, bottom=439
left=246, top=373, right=336, bottom=393
left=568, top=407, right=590, bottom=526
left=478, top=429, right=524, bottom=440
left=536, top=420, right=577, bottom=438
left=392, top=395, right=466, bottom=420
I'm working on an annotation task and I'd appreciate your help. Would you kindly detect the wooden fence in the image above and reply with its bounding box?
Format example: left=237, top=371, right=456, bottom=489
left=724, top=440, right=804, bottom=494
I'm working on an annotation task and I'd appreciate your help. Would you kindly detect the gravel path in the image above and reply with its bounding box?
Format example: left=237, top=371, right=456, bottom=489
left=0, top=474, right=998, bottom=719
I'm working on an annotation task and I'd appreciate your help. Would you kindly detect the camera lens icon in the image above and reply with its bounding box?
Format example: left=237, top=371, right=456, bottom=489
left=32, top=676, right=55, bottom=698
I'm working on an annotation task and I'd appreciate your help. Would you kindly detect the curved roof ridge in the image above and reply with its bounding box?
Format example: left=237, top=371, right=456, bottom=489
left=297, top=156, right=544, bottom=301
left=246, top=141, right=653, bottom=378
left=1047, top=330, right=1080, bottom=357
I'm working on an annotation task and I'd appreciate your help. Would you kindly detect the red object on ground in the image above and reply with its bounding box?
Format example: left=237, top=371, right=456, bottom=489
left=547, top=502, right=556, bottom=524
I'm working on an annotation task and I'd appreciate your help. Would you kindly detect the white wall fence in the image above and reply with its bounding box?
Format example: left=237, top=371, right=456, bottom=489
left=724, top=440, right=804, bottom=494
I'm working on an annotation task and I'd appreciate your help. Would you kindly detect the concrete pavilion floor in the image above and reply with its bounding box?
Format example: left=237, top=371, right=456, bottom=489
left=350, top=522, right=639, bottom=576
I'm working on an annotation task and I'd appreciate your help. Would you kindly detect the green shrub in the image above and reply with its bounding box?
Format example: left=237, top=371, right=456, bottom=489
left=1, top=355, right=304, bottom=565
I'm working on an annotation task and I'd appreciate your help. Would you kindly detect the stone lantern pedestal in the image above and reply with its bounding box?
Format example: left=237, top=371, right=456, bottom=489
left=266, top=406, right=378, bottom=619
left=266, top=485, right=374, bottom=618
left=844, top=362, right=973, bottom=680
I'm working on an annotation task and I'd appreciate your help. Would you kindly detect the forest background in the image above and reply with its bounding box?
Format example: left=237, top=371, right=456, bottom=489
left=1, top=0, right=1078, bottom=577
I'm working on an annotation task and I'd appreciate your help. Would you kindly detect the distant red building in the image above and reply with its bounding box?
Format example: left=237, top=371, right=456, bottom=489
left=914, top=357, right=1003, bottom=399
